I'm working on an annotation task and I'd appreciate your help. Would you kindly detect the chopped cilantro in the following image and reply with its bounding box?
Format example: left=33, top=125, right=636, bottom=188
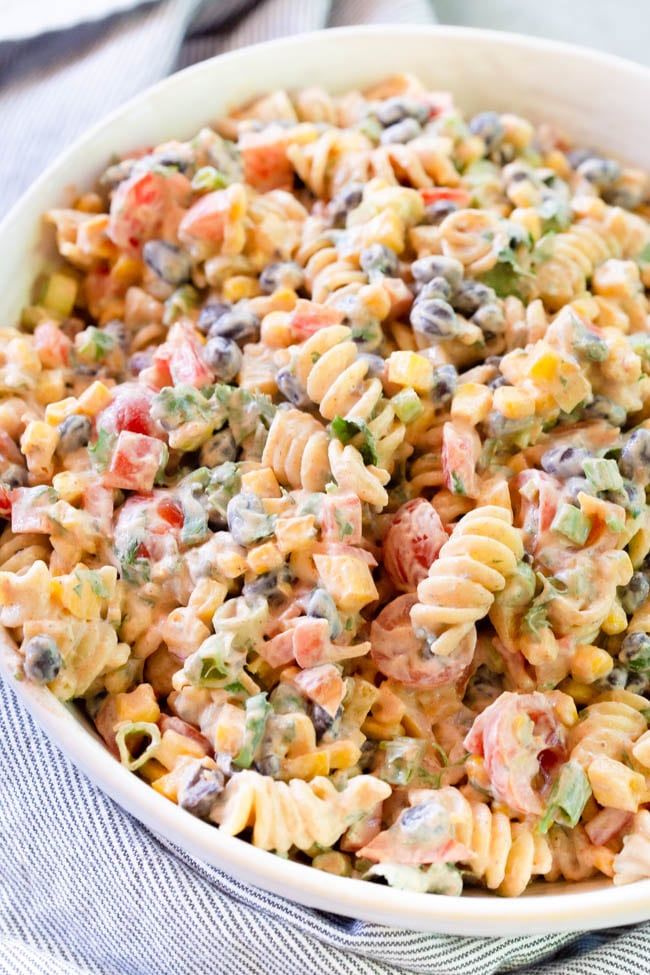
left=450, top=472, right=466, bottom=496
left=330, top=415, right=379, bottom=466
left=88, top=429, right=115, bottom=472
left=334, top=508, right=353, bottom=539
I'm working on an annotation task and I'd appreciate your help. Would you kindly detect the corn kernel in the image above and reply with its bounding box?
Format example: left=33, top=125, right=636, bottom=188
left=274, top=515, right=316, bottom=555
left=558, top=677, right=596, bottom=705
left=260, top=310, right=293, bottom=348
left=493, top=385, right=535, bottom=420
left=601, top=600, right=628, bottom=635
left=387, top=351, right=433, bottom=393
left=571, top=644, right=614, bottom=684
left=52, top=471, right=88, bottom=503
left=241, top=467, right=281, bottom=498
left=247, top=542, right=283, bottom=575
left=45, top=396, right=78, bottom=426
left=222, top=275, right=261, bottom=303
left=78, top=380, right=113, bottom=416
left=111, top=255, right=142, bottom=287
left=451, top=382, right=493, bottom=424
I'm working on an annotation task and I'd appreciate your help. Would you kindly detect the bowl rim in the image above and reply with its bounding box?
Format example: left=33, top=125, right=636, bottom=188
left=2, top=22, right=650, bottom=935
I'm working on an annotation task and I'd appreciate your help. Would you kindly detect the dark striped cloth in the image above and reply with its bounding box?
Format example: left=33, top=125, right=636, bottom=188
left=1, top=2, right=649, bottom=972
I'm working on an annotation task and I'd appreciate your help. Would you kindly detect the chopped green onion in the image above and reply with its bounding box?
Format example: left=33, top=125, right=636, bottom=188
left=164, top=284, right=200, bottom=326
left=377, top=738, right=426, bottom=786
left=392, top=387, right=424, bottom=424
left=40, top=272, right=78, bottom=317
left=115, top=721, right=161, bottom=771
left=234, top=693, right=271, bottom=769
left=582, top=457, right=623, bottom=492
left=538, top=761, right=591, bottom=834
left=551, top=503, right=592, bottom=545
left=191, top=166, right=230, bottom=192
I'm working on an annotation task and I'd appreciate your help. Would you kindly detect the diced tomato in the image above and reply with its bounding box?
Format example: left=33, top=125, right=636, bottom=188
left=108, top=169, right=190, bottom=253
left=0, top=486, right=12, bottom=519
left=97, top=384, right=161, bottom=438
left=33, top=320, right=72, bottom=368
left=319, top=492, right=362, bottom=545
left=289, top=300, right=344, bottom=341
left=260, top=629, right=295, bottom=668
left=102, top=431, right=166, bottom=493
left=10, top=487, right=53, bottom=533
left=292, top=617, right=331, bottom=669
left=292, top=664, right=345, bottom=717
left=420, top=187, right=471, bottom=207
left=83, top=482, right=114, bottom=536
left=157, top=497, right=184, bottom=528
left=442, top=420, right=479, bottom=499
left=384, top=499, right=447, bottom=592
left=240, top=134, right=294, bottom=192
left=178, top=190, right=228, bottom=244
left=169, top=336, right=213, bottom=388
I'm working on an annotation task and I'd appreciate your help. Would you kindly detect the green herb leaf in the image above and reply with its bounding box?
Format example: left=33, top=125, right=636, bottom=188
left=330, top=415, right=379, bottom=466
left=88, top=429, right=115, bottom=472
left=539, top=761, right=591, bottom=833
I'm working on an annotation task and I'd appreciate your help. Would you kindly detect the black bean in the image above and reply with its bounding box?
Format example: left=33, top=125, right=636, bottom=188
left=207, top=305, right=260, bottom=345
left=453, top=279, right=495, bottom=316
left=360, top=244, right=399, bottom=277
left=310, top=702, right=335, bottom=740
left=411, top=255, right=464, bottom=289
left=468, top=111, right=504, bottom=149
left=488, top=375, right=509, bottom=390
left=200, top=429, right=237, bottom=468
left=620, top=632, right=650, bottom=671
left=359, top=739, right=378, bottom=771
left=57, top=415, right=92, bottom=454
left=484, top=412, right=531, bottom=439
left=472, top=302, right=505, bottom=335
left=330, top=182, right=364, bottom=226
left=603, top=184, right=646, bottom=210
left=276, top=367, right=310, bottom=409
left=416, top=277, right=453, bottom=303
left=567, top=148, right=596, bottom=169
left=583, top=396, right=626, bottom=427
left=431, top=364, right=458, bottom=404
left=621, top=572, right=650, bottom=615
left=23, top=634, right=61, bottom=684
left=153, top=145, right=194, bottom=172
left=540, top=445, right=591, bottom=479
left=226, top=492, right=273, bottom=546
left=255, top=755, right=281, bottom=777
left=410, top=298, right=458, bottom=338
left=600, top=665, right=628, bottom=690
left=380, top=118, right=422, bottom=145
left=2, top=464, right=27, bottom=489
left=202, top=336, right=242, bottom=381
left=422, top=200, right=460, bottom=225
left=178, top=765, right=224, bottom=819
left=197, top=300, right=232, bottom=336
left=102, top=319, right=129, bottom=351
left=307, top=587, right=342, bottom=639
left=620, top=428, right=650, bottom=481
left=375, top=97, right=428, bottom=127
left=259, top=261, right=304, bottom=294
left=244, top=565, right=293, bottom=606
left=626, top=673, right=650, bottom=694
left=359, top=353, right=385, bottom=380
left=577, top=157, right=621, bottom=188
left=142, top=240, right=191, bottom=285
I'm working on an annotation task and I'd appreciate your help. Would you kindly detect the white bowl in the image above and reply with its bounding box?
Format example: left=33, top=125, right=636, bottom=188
left=2, top=25, right=650, bottom=936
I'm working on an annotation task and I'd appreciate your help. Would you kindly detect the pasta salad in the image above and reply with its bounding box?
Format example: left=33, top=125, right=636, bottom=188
left=3, top=73, right=650, bottom=899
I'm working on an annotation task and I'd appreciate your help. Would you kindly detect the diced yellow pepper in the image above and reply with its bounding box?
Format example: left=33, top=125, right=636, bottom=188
left=214, top=549, right=247, bottom=579
left=155, top=730, right=207, bottom=771
left=387, top=351, right=433, bottom=394
left=115, top=683, right=161, bottom=725
left=35, top=368, right=65, bottom=406
left=247, top=542, right=283, bottom=575
left=241, top=467, right=282, bottom=498
left=558, top=677, right=596, bottom=705
left=313, top=553, right=378, bottom=612
left=78, top=380, right=113, bottom=416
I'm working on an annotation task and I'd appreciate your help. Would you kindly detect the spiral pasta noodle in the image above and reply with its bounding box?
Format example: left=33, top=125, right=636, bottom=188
left=410, top=505, right=524, bottom=660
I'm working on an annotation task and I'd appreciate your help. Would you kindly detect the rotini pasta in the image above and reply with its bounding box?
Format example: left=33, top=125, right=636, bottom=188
left=4, top=75, right=650, bottom=899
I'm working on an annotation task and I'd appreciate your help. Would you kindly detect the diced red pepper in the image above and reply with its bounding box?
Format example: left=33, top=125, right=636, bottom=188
left=157, top=497, right=184, bottom=528
left=102, top=431, right=166, bottom=493
left=240, top=134, right=294, bottom=192
left=10, top=487, right=53, bottom=533
left=289, top=300, right=344, bottom=341
left=0, top=486, right=12, bottom=519
left=97, top=384, right=161, bottom=438
left=319, top=492, right=362, bottom=545
left=33, top=320, right=72, bottom=368
left=420, top=187, right=471, bottom=207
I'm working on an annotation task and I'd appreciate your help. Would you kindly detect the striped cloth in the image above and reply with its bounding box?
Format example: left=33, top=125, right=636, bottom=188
left=1, top=2, right=649, bottom=973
